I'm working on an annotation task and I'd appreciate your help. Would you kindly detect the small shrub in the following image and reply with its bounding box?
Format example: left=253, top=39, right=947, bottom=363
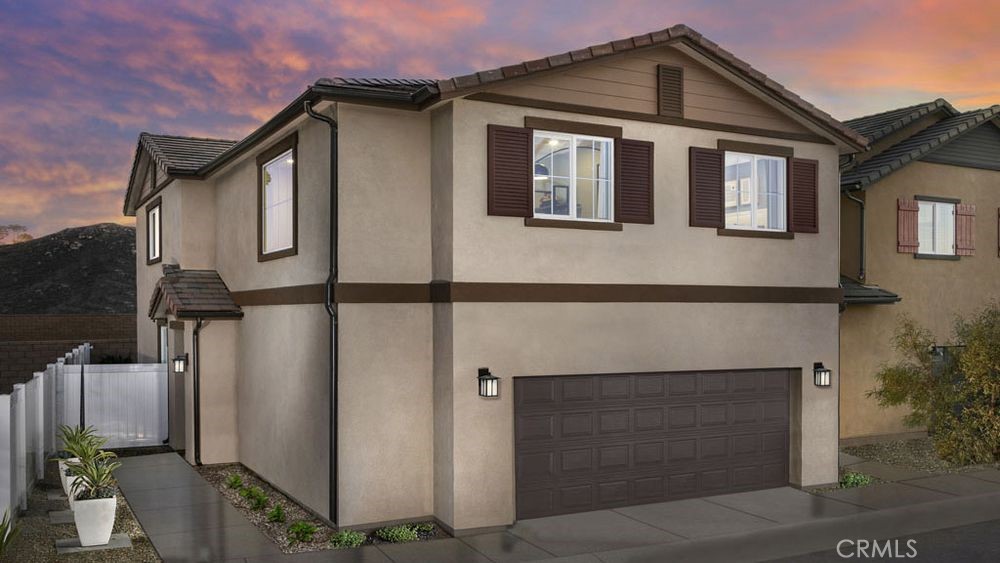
left=267, top=503, right=286, bottom=523
left=225, top=474, right=243, bottom=489
left=240, top=486, right=268, bottom=510
left=840, top=472, right=872, bottom=488
left=288, top=521, right=317, bottom=543
left=0, top=510, right=18, bottom=558
left=331, top=529, right=366, bottom=549
left=375, top=524, right=418, bottom=543
left=412, top=522, right=435, bottom=534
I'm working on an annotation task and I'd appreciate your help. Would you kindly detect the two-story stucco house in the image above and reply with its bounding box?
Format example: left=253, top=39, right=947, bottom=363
left=122, top=24, right=866, bottom=532
left=839, top=99, right=1000, bottom=442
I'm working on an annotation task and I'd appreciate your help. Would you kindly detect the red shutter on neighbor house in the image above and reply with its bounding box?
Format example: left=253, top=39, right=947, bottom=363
left=487, top=124, right=532, bottom=217
left=689, top=147, right=724, bottom=228
left=897, top=199, right=919, bottom=253
left=955, top=203, right=975, bottom=256
left=615, top=139, right=654, bottom=224
left=789, top=158, right=819, bottom=233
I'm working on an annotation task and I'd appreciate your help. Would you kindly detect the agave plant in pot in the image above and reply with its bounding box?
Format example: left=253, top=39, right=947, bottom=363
left=67, top=453, right=121, bottom=546
left=55, top=425, right=102, bottom=496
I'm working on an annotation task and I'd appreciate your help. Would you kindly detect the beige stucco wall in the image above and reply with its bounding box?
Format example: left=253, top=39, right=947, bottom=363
left=237, top=304, right=330, bottom=517
left=183, top=319, right=239, bottom=464
left=337, top=303, right=434, bottom=526
left=840, top=161, right=1000, bottom=439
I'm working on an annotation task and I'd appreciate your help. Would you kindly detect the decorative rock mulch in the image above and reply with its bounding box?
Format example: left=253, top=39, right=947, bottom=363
left=197, top=463, right=447, bottom=554
left=843, top=437, right=1000, bottom=475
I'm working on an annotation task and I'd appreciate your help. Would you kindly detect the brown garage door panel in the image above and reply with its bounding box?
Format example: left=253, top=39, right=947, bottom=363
left=514, top=370, right=790, bottom=520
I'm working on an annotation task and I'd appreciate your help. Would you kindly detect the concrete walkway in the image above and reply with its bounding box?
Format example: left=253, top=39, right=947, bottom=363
left=116, top=453, right=1000, bottom=562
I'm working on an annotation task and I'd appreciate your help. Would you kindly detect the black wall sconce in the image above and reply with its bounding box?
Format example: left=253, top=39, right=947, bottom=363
left=478, top=368, right=499, bottom=398
left=813, top=362, right=832, bottom=387
left=173, top=353, right=189, bottom=374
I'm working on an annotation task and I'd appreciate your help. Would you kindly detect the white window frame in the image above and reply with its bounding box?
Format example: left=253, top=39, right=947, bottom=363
left=261, top=149, right=295, bottom=255
left=917, top=199, right=956, bottom=255
left=147, top=204, right=161, bottom=262
left=532, top=130, right=615, bottom=223
left=723, top=151, right=787, bottom=232
left=158, top=324, right=168, bottom=363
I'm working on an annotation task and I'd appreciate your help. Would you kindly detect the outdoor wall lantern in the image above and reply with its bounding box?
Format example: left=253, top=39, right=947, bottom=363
left=813, top=362, right=832, bottom=387
left=478, top=368, right=500, bottom=398
left=173, top=353, right=189, bottom=374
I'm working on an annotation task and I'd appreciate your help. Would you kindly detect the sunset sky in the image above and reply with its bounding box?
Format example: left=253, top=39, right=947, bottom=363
left=1, top=0, right=997, bottom=238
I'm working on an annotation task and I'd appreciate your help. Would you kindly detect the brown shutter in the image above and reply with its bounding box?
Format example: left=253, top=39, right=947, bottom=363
left=657, top=65, right=684, bottom=118
left=897, top=199, right=919, bottom=253
left=615, top=139, right=654, bottom=224
left=487, top=124, right=532, bottom=217
left=789, top=158, right=819, bottom=233
left=956, top=203, right=975, bottom=256
left=689, top=147, right=724, bottom=228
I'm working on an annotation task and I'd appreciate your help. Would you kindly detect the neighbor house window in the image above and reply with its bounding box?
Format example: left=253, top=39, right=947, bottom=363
left=533, top=131, right=613, bottom=221
left=146, top=197, right=161, bottom=265
left=257, top=133, right=298, bottom=261
left=724, top=152, right=786, bottom=231
left=918, top=200, right=956, bottom=255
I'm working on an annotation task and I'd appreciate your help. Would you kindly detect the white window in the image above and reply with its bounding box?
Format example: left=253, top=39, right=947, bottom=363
left=147, top=203, right=161, bottom=262
left=261, top=149, right=295, bottom=255
left=724, top=152, right=786, bottom=231
left=533, top=131, right=613, bottom=221
left=918, top=200, right=956, bottom=255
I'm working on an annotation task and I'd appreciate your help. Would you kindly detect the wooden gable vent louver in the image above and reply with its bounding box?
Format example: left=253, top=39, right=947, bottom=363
left=657, top=65, right=684, bottom=118
left=487, top=124, right=655, bottom=223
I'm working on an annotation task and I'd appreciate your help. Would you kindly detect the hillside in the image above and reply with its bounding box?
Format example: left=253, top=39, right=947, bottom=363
left=0, top=223, right=136, bottom=314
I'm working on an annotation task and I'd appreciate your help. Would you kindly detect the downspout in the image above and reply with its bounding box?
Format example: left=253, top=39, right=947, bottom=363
left=304, top=100, right=339, bottom=524
left=192, top=318, right=204, bottom=466
left=844, top=186, right=866, bottom=281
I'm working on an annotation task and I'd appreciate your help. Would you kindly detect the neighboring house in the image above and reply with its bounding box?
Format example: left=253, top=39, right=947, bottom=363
left=123, top=24, right=865, bottom=532
left=839, top=99, right=1000, bottom=441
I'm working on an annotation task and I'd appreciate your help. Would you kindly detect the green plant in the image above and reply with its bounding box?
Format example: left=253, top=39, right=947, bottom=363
left=869, top=306, right=1000, bottom=464
left=68, top=454, right=121, bottom=500
left=331, top=529, right=366, bottom=549
left=57, top=425, right=105, bottom=458
left=225, top=474, right=243, bottom=489
left=412, top=522, right=435, bottom=534
left=375, top=524, right=418, bottom=543
left=287, top=521, right=317, bottom=543
left=840, top=472, right=872, bottom=488
left=0, top=510, right=18, bottom=558
left=240, top=486, right=268, bottom=510
left=267, top=503, right=285, bottom=523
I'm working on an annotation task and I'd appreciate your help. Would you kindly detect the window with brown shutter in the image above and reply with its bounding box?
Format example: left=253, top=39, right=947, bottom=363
left=657, top=65, right=683, bottom=118
left=689, top=147, right=724, bottom=228
left=487, top=124, right=532, bottom=217
left=615, top=139, right=654, bottom=224
left=956, top=203, right=975, bottom=256
left=897, top=199, right=919, bottom=253
left=789, top=158, right=819, bottom=233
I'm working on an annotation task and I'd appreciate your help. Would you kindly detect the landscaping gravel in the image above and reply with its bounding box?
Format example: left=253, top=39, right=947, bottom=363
left=197, top=463, right=447, bottom=553
left=2, top=460, right=159, bottom=562
left=843, top=437, right=1000, bottom=475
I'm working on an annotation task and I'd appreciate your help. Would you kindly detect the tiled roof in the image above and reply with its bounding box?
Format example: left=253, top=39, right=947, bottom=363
left=149, top=265, right=242, bottom=320
left=842, top=106, right=1000, bottom=188
left=841, top=276, right=900, bottom=305
left=140, top=133, right=237, bottom=175
left=844, top=99, right=958, bottom=144
left=316, top=24, right=867, bottom=149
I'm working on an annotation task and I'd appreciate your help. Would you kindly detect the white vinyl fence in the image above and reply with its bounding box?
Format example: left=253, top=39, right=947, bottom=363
left=0, top=343, right=167, bottom=524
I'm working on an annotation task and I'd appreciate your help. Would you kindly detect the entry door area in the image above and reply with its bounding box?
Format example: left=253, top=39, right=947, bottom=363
left=514, top=370, right=790, bottom=520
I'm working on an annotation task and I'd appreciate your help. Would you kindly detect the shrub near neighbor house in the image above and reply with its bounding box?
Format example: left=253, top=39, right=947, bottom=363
left=331, top=529, right=366, bottom=549
left=287, top=521, right=317, bottom=543
left=375, top=525, right=418, bottom=543
left=870, top=305, right=1000, bottom=464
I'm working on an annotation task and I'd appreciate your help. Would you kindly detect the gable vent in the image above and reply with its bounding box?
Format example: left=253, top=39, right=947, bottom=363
left=657, top=65, right=684, bottom=118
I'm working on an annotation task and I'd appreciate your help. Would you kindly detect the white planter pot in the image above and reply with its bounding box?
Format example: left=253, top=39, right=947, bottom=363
left=67, top=476, right=81, bottom=509
left=73, top=496, right=117, bottom=546
left=59, top=458, right=79, bottom=495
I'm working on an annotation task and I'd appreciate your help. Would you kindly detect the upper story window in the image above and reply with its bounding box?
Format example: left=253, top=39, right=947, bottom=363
left=533, top=131, right=613, bottom=222
left=257, top=133, right=298, bottom=261
left=724, top=152, right=786, bottom=231
left=918, top=200, right=955, bottom=255
left=146, top=197, right=161, bottom=265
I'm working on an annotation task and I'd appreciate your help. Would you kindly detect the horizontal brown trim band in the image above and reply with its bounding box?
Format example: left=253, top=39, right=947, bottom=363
left=717, top=139, right=794, bottom=158
left=232, top=283, right=326, bottom=306
left=717, top=228, right=794, bottom=240
left=524, top=218, right=623, bottom=231
left=914, top=195, right=961, bottom=204
left=332, top=282, right=842, bottom=304
left=468, top=93, right=834, bottom=146
left=168, top=321, right=185, bottom=330
left=914, top=253, right=960, bottom=261
left=524, top=116, right=623, bottom=139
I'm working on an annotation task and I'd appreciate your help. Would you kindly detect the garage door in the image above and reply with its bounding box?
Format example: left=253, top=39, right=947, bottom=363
left=514, top=370, right=790, bottom=520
